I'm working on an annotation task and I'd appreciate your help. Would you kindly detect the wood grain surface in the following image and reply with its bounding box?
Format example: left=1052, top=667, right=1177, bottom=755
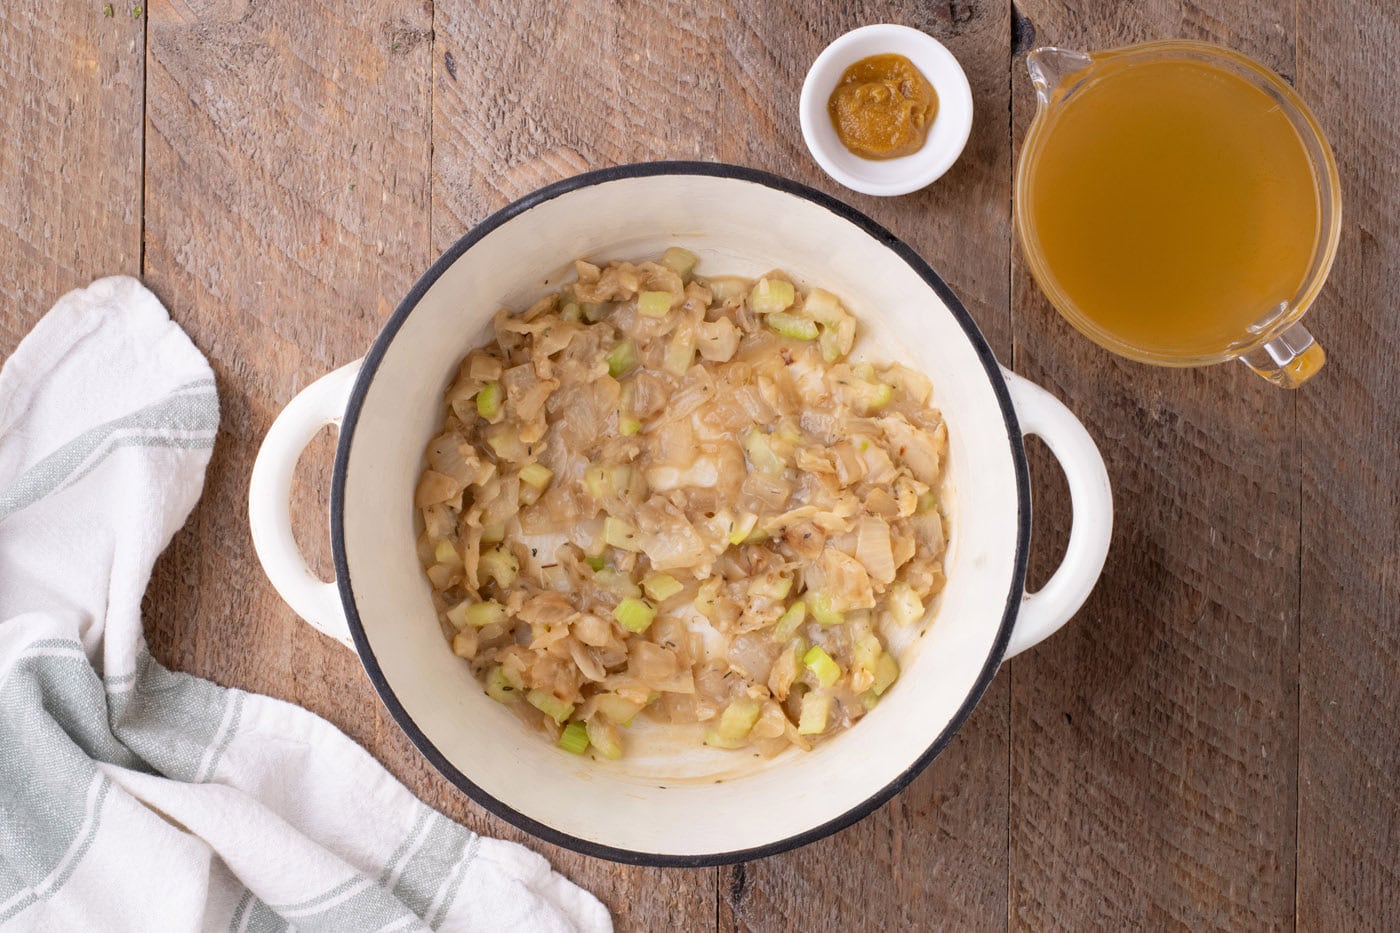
left=1, top=1, right=1396, bottom=930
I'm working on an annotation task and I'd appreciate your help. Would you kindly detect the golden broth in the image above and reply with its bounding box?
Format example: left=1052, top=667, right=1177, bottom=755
left=1021, top=57, right=1321, bottom=358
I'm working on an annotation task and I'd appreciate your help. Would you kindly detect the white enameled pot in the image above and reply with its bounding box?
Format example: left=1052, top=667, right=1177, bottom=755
left=248, top=163, right=1112, bottom=866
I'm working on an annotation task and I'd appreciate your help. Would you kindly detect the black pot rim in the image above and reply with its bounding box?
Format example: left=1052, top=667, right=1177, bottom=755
left=330, top=160, right=1031, bottom=868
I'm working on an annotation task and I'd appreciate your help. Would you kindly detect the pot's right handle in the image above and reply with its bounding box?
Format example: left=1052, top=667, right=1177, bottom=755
left=1001, top=370, right=1113, bottom=659
left=248, top=361, right=362, bottom=649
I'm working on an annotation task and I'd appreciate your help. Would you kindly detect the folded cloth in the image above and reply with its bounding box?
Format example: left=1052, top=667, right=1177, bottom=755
left=0, top=278, right=611, bottom=933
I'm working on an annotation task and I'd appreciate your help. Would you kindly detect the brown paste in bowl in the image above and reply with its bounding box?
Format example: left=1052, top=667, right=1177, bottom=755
left=827, top=54, right=938, bottom=160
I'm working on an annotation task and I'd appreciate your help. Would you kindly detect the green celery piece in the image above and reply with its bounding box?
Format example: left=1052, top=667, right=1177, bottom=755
left=797, top=691, right=831, bottom=735
left=749, top=277, right=795, bottom=314
left=585, top=718, right=623, bottom=759
left=661, top=246, right=698, bottom=280
left=527, top=689, right=574, bottom=724
left=484, top=665, right=518, bottom=703
left=603, top=516, right=643, bottom=552
left=613, top=597, right=657, bottom=634
left=475, top=382, right=502, bottom=419
left=478, top=546, right=518, bottom=587
left=771, top=602, right=807, bottom=641
left=806, top=592, right=845, bottom=626
left=557, top=721, right=589, bottom=754
left=765, top=312, right=818, bottom=341
left=642, top=572, right=684, bottom=602
left=803, top=644, right=842, bottom=688
left=464, top=600, right=507, bottom=628
left=606, top=339, right=638, bottom=377
left=872, top=652, right=899, bottom=696
left=518, top=462, right=553, bottom=489
left=637, top=290, right=674, bottom=317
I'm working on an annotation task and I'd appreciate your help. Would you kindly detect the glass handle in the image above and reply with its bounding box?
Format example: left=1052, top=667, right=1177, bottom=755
left=1239, top=321, right=1326, bottom=388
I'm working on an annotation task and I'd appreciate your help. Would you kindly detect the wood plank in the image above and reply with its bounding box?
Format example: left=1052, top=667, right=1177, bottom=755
left=1295, top=1, right=1400, bottom=926
left=139, top=0, right=435, bottom=843
left=712, top=3, right=1016, bottom=930
left=0, top=1, right=144, bottom=345
left=1007, top=3, right=1301, bottom=928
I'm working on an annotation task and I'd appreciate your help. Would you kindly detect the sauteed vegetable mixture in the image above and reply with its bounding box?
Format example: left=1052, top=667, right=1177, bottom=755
left=415, top=249, right=948, bottom=759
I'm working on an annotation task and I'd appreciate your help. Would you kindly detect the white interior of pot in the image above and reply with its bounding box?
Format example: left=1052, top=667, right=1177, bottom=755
left=339, top=172, right=1021, bottom=858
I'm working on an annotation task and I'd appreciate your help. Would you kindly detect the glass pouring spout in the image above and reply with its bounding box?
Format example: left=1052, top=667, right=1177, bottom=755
left=1026, top=47, right=1095, bottom=104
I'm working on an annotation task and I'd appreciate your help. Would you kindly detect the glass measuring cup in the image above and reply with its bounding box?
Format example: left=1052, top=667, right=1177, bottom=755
left=1015, top=41, right=1342, bottom=388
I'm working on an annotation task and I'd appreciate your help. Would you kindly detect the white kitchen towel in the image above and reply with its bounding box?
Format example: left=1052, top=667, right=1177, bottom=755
left=0, top=277, right=611, bottom=933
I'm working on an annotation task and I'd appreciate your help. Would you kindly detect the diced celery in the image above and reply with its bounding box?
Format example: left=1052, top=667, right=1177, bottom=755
left=527, top=689, right=574, bottom=724
left=619, top=415, right=642, bottom=435
left=718, top=697, right=762, bottom=738
left=558, top=721, right=589, bottom=754
left=797, top=691, right=832, bottom=735
left=475, top=382, right=502, bottom=420
left=484, top=665, right=518, bottom=703
left=803, top=645, right=842, bottom=688
left=603, top=516, right=642, bottom=552
left=765, top=312, right=818, bottom=341
left=661, top=246, right=699, bottom=280
left=480, top=522, right=506, bottom=545
left=742, top=428, right=786, bottom=474
left=560, top=301, right=582, bottom=322
left=464, top=600, right=508, bottom=628
left=802, top=287, right=847, bottom=325
left=638, top=290, right=674, bottom=317
left=519, top=462, right=553, bottom=489
left=585, top=718, right=623, bottom=759
left=748, top=572, right=792, bottom=600
left=851, top=381, right=894, bottom=413
left=433, top=540, right=459, bottom=565
left=580, top=300, right=609, bottom=322
left=642, top=572, right=684, bottom=602
left=727, top=512, right=759, bottom=545
left=872, top=652, right=899, bottom=696
left=705, top=697, right=763, bottom=748
left=585, top=554, right=606, bottom=572
left=917, top=491, right=939, bottom=514
left=860, top=690, right=880, bottom=712
left=887, top=581, right=925, bottom=626
left=605, top=339, right=638, bottom=376
left=478, top=546, right=518, bottom=588
left=772, top=602, right=807, bottom=641
left=749, top=277, right=795, bottom=314
left=613, top=597, right=657, bottom=634
left=806, top=592, right=845, bottom=626
left=593, top=692, right=643, bottom=726
left=451, top=630, right=476, bottom=659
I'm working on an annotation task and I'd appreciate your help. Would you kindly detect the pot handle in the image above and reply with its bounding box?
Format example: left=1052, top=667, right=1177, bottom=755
left=1001, top=370, right=1113, bottom=658
left=248, top=361, right=363, bottom=649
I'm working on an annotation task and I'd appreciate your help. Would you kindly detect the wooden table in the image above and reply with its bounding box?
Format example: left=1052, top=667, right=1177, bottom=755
left=4, top=1, right=1396, bottom=929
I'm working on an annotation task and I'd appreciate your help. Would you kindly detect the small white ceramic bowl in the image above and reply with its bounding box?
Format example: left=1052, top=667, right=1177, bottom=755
left=800, top=24, right=974, bottom=196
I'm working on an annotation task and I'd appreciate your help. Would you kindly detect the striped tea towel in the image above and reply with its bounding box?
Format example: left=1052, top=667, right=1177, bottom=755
left=0, top=277, right=611, bottom=932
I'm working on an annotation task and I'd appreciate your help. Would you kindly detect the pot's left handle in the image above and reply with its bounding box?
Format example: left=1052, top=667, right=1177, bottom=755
left=248, top=361, right=362, bottom=648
